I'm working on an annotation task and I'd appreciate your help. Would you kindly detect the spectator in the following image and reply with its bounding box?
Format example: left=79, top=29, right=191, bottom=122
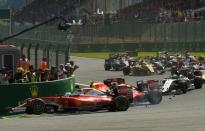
left=7, top=70, right=14, bottom=83
left=49, top=66, right=58, bottom=81
left=14, top=67, right=24, bottom=83
left=26, top=65, right=36, bottom=82
left=41, top=68, right=50, bottom=81
left=40, top=57, right=48, bottom=71
left=35, top=69, right=42, bottom=82
left=0, top=68, right=9, bottom=85
left=65, top=63, right=72, bottom=77
left=58, top=64, right=67, bottom=79
left=17, top=54, right=30, bottom=76
left=69, top=61, right=79, bottom=75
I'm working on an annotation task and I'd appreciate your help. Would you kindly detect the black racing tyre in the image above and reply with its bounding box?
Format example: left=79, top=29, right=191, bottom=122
left=123, top=67, right=130, bottom=76
left=146, top=91, right=162, bottom=105
left=25, top=106, right=33, bottom=114
left=53, top=105, right=59, bottom=112
left=30, top=98, right=46, bottom=115
left=115, top=66, right=120, bottom=71
left=181, top=87, right=187, bottom=94
left=104, top=64, right=111, bottom=71
left=194, top=78, right=203, bottom=89
left=179, top=81, right=188, bottom=93
left=109, top=96, right=129, bottom=111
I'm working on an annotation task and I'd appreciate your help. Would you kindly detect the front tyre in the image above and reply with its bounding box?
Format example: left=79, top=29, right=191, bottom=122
left=109, top=96, right=129, bottom=111
left=194, top=78, right=203, bottom=89
left=104, top=64, right=111, bottom=71
left=30, top=98, right=46, bottom=115
left=123, top=67, right=130, bottom=76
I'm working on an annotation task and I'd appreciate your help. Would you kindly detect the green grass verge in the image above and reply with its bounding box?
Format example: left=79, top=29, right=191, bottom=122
left=71, top=52, right=157, bottom=59
left=71, top=52, right=109, bottom=59
left=71, top=52, right=205, bottom=59
left=191, top=52, right=205, bottom=57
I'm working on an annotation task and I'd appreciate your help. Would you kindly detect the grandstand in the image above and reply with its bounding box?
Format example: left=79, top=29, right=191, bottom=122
left=11, top=0, right=205, bottom=25
left=1, top=0, right=205, bottom=52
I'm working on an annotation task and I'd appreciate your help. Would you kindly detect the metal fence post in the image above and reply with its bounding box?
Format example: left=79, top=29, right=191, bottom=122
left=177, top=23, right=180, bottom=44
left=154, top=23, right=156, bottom=42
left=55, top=49, right=59, bottom=68
left=27, top=44, right=32, bottom=61
left=164, top=23, right=166, bottom=42
left=47, top=45, right=50, bottom=68
left=34, top=43, right=39, bottom=69
left=149, top=23, right=152, bottom=42
left=184, top=22, right=187, bottom=43
left=193, top=22, right=196, bottom=42
left=201, top=21, right=204, bottom=42
left=20, top=44, right=24, bottom=57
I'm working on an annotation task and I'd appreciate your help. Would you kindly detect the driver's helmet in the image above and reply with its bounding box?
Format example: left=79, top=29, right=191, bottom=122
left=76, top=88, right=83, bottom=94
left=172, top=74, right=179, bottom=79
left=90, top=82, right=110, bottom=92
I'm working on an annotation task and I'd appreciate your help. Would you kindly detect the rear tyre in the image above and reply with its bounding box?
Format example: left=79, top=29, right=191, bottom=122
left=104, top=64, right=111, bottom=71
left=30, top=98, right=46, bottom=115
left=25, top=106, right=33, bottom=114
left=194, top=78, right=203, bottom=89
left=146, top=91, right=162, bottom=105
left=123, top=67, right=130, bottom=76
left=110, top=96, right=129, bottom=111
left=115, top=66, right=120, bottom=71
left=178, top=80, right=188, bottom=94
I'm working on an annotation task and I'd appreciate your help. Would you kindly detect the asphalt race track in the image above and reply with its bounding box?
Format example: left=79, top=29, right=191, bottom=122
left=1, top=57, right=205, bottom=131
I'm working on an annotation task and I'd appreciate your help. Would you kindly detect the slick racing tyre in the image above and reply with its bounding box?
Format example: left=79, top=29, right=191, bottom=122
left=123, top=67, right=130, bottom=76
left=109, top=96, right=129, bottom=111
left=29, top=98, right=46, bottom=115
left=194, top=78, right=203, bottom=89
left=146, top=91, right=162, bottom=105
left=178, top=80, right=188, bottom=93
left=104, top=64, right=111, bottom=71
left=25, top=106, right=33, bottom=114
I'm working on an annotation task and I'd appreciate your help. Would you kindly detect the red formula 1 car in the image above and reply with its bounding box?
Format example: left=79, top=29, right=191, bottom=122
left=93, top=78, right=162, bottom=105
left=11, top=88, right=129, bottom=115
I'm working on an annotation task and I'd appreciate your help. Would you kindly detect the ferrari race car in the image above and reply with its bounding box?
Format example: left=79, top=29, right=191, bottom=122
left=10, top=88, right=130, bottom=115
left=95, top=78, right=163, bottom=105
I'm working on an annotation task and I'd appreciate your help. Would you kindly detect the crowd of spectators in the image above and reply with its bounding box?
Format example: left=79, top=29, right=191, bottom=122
left=119, top=0, right=205, bottom=23
left=12, top=0, right=205, bottom=25
left=156, top=0, right=205, bottom=23
left=0, top=54, right=79, bottom=85
left=13, top=0, right=79, bottom=24
left=87, top=0, right=205, bottom=24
